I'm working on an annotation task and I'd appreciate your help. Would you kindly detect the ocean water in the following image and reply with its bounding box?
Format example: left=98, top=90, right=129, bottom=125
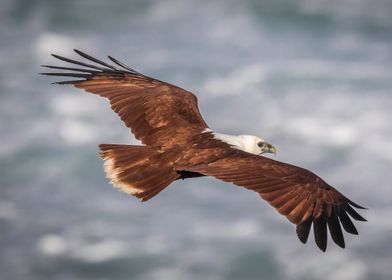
left=1, top=0, right=392, bottom=279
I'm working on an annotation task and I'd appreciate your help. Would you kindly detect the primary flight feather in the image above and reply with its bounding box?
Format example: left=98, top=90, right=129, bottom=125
left=42, top=49, right=366, bottom=251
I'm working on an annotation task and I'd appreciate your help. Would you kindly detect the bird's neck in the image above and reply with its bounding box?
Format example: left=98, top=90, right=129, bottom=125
left=207, top=130, right=259, bottom=155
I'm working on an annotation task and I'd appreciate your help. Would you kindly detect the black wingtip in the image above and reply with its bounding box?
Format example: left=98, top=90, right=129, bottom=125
left=294, top=196, right=365, bottom=251
left=107, top=55, right=138, bottom=73
left=338, top=210, right=359, bottom=235
left=41, top=64, right=99, bottom=74
left=73, top=49, right=118, bottom=70
left=313, top=218, right=328, bottom=252
left=50, top=53, right=107, bottom=71
left=51, top=53, right=61, bottom=59
left=347, top=198, right=368, bottom=210
left=39, top=72, right=91, bottom=78
left=327, top=212, right=345, bottom=249
left=296, top=219, right=312, bottom=244
left=346, top=204, right=367, bottom=222
left=51, top=80, right=84, bottom=85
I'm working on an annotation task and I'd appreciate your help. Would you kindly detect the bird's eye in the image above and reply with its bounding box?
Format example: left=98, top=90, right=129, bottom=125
left=257, top=142, right=263, bottom=147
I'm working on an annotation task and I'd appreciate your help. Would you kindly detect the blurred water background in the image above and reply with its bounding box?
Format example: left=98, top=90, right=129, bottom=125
left=1, top=0, right=392, bottom=279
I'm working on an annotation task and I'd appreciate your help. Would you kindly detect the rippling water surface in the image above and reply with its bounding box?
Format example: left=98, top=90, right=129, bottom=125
left=1, top=0, right=392, bottom=279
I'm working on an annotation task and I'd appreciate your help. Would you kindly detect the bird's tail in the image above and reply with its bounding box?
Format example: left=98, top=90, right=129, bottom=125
left=99, top=144, right=179, bottom=201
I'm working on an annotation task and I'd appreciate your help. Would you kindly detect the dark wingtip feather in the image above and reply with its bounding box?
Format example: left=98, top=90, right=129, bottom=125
left=107, top=55, right=138, bottom=73
left=327, top=212, right=345, bottom=249
left=296, top=219, right=312, bottom=244
left=50, top=53, right=106, bottom=71
left=51, top=80, right=84, bottom=85
left=40, top=72, right=91, bottom=79
left=43, top=51, right=140, bottom=85
left=73, top=49, right=118, bottom=70
left=313, top=218, right=327, bottom=252
left=338, top=210, right=358, bottom=235
left=346, top=198, right=367, bottom=210
left=346, top=204, right=367, bottom=222
left=41, top=64, right=99, bottom=73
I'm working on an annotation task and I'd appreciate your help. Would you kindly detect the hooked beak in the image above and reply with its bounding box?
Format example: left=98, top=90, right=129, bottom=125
left=269, top=145, right=277, bottom=156
left=260, top=143, right=277, bottom=156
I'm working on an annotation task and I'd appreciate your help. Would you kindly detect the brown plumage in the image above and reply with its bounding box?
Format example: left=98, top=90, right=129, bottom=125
left=41, top=49, right=366, bottom=251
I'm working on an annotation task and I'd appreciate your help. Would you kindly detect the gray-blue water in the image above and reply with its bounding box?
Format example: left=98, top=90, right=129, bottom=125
left=1, top=0, right=392, bottom=279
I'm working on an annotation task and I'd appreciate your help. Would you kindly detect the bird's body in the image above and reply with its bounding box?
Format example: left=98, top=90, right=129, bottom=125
left=42, top=50, right=366, bottom=251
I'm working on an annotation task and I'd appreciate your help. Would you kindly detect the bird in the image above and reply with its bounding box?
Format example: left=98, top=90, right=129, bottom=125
left=41, top=49, right=366, bottom=252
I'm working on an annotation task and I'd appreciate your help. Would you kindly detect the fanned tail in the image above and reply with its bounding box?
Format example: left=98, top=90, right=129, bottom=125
left=99, top=144, right=179, bottom=201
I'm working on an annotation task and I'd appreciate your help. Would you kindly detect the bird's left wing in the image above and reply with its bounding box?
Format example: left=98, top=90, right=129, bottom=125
left=179, top=151, right=366, bottom=251
left=41, top=49, right=209, bottom=148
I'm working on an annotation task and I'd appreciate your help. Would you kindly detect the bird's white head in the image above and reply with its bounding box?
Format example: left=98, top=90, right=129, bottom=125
left=237, top=135, right=277, bottom=155
left=211, top=131, right=277, bottom=156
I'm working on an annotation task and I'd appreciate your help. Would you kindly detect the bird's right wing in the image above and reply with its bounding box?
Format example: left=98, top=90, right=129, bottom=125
left=41, top=49, right=209, bottom=148
left=179, top=151, right=366, bottom=251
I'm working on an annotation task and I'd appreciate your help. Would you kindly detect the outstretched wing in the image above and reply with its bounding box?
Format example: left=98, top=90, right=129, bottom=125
left=41, top=49, right=209, bottom=147
left=180, top=151, right=366, bottom=251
